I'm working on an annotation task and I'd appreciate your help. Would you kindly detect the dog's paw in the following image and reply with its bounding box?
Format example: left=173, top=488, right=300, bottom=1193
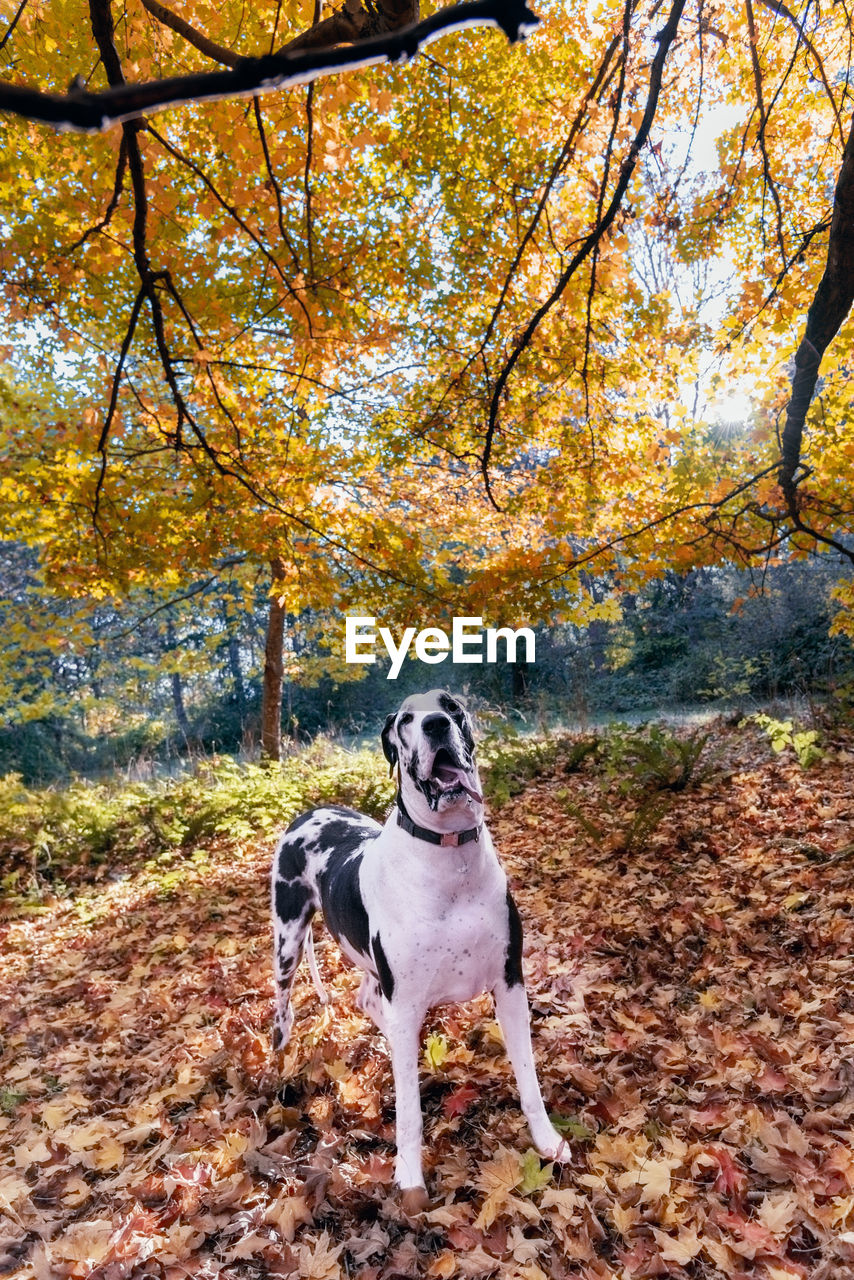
left=533, top=1130, right=572, bottom=1164
left=400, top=1186, right=431, bottom=1215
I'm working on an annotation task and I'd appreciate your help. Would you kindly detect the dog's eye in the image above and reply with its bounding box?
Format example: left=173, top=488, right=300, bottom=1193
left=399, top=713, right=413, bottom=725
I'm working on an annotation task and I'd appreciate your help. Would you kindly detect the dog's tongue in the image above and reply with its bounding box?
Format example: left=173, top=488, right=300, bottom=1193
left=434, top=763, right=483, bottom=804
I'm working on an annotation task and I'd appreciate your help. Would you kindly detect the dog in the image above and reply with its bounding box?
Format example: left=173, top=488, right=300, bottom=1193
left=271, top=690, right=568, bottom=1211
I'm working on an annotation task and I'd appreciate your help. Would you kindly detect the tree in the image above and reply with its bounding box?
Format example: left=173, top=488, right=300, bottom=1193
left=1, top=0, right=853, bottom=762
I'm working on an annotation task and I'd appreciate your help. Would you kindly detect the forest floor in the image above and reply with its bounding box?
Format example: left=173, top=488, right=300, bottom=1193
left=1, top=721, right=853, bottom=1279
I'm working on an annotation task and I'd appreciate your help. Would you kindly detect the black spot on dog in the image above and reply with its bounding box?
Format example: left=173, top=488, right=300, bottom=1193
left=286, top=810, right=317, bottom=834
left=317, top=818, right=377, bottom=856
left=277, top=834, right=308, bottom=879
left=439, top=693, right=474, bottom=753
left=382, top=713, right=398, bottom=768
left=504, top=889, right=524, bottom=988
left=372, top=933, right=395, bottom=1001
left=319, top=846, right=371, bottom=958
left=275, top=878, right=313, bottom=925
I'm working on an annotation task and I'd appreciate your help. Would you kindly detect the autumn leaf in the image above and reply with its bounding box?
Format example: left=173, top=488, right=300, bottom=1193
left=424, top=1031, right=449, bottom=1070
left=443, top=1083, right=480, bottom=1118
left=518, top=1149, right=554, bottom=1195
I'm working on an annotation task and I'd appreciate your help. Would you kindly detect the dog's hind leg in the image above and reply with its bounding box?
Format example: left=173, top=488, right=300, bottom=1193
left=271, top=899, right=315, bottom=1051
left=356, top=973, right=388, bottom=1038
left=271, top=834, right=319, bottom=1052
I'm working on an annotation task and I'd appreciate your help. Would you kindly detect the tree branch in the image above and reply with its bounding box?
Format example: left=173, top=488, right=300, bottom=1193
left=756, top=0, right=844, bottom=147
left=0, top=0, right=28, bottom=53
left=138, top=0, right=243, bottom=68
left=744, top=0, right=786, bottom=263
left=481, top=0, right=687, bottom=508
left=0, top=0, right=539, bottom=132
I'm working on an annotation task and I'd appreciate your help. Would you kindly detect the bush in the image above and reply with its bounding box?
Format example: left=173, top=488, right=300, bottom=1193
left=0, top=739, right=394, bottom=906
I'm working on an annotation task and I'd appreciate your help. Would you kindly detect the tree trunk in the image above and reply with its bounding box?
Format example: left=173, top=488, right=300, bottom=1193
left=511, top=658, right=530, bottom=704
left=166, top=620, right=192, bottom=745
left=171, top=670, right=192, bottom=744
left=778, top=108, right=854, bottom=564
left=261, top=557, right=287, bottom=761
left=223, top=600, right=247, bottom=729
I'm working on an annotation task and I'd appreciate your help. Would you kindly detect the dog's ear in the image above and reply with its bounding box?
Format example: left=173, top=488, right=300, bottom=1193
left=381, top=712, right=398, bottom=775
left=458, top=707, right=475, bottom=755
left=448, top=695, right=475, bottom=755
left=460, top=706, right=473, bottom=752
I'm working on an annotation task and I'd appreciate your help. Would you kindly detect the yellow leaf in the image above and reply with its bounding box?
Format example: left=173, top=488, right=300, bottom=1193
left=428, top=1250, right=458, bottom=1278
left=297, top=1230, right=344, bottom=1280
left=474, top=1146, right=524, bottom=1229
left=265, top=1192, right=313, bottom=1241
left=637, top=1157, right=672, bottom=1202
left=423, top=1032, right=449, bottom=1070
left=652, top=1228, right=703, bottom=1263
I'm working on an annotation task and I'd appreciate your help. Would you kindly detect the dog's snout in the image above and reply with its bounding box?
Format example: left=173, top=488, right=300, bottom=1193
left=422, top=713, right=451, bottom=739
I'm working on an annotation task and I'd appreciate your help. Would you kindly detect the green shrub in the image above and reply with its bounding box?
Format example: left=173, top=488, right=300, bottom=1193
left=741, top=713, right=823, bottom=769
left=0, top=740, right=395, bottom=906
left=478, top=730, right=600, bottom=807
left=599, top=723, right=710, bottom=795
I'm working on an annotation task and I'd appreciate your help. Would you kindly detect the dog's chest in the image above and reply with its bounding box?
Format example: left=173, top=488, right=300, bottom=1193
left=406, top=901, right=508, bottom=1004
left=365, top=850, right=509, bottom=1005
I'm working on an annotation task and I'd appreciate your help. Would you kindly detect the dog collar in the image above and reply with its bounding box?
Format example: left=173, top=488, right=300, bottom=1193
left=395, top=795, right=482, bottom=847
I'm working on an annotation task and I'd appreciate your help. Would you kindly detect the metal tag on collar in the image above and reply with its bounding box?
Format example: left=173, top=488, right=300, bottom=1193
left=440, top=831, right=460, bottom=847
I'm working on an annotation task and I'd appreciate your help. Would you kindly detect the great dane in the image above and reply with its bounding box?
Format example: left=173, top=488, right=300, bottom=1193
left=271, top=689, right=568, bottom=1211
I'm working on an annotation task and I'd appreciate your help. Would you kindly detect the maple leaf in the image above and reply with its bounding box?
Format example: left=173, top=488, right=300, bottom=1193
left=518, top=1149, right=554, bottom=1195
left=474, top=1146, right=525, bottom=1230
left=651, top=1227, right=703, bottom=1264
left=443, top=1083, right=480, bottom=1118
left=297, top=1230, right=345, bottom=1280
left=265, top=1191, right=314, bottom=1241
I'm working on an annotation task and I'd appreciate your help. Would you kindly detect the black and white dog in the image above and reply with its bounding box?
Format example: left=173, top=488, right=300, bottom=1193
left=271, top=690, right=568, bottom=1211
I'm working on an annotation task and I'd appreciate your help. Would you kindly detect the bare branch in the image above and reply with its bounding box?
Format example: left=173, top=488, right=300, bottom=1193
left=744, top=0, right=786, bottom=262
left=0, top=0, right=539, bottom=132
left=57, top=133, right=128, bottom=257
left=93, top=286, right=146, bottom=527
left=535, top=464, right=783, bottom=588
left=0, top=0, right=28, bottom=53
left=756, top=0, right=844, bottom=146
left=478, top=31, right=621, bottom=355
left=304, top=85, right=317, bottom=282
left=252, top=98, right=301, bottom=272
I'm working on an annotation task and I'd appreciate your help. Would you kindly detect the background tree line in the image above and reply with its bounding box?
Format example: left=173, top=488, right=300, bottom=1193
left=1, top=537, right=849, bottom=783
left=2, top=0, right=854, bottom=778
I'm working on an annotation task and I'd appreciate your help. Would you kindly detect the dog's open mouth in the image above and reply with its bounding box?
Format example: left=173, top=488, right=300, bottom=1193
left=417, top=747, right=484, bottom=811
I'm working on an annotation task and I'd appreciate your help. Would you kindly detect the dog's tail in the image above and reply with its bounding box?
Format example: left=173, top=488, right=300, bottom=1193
left=305, top=925, right=328, bottom=1005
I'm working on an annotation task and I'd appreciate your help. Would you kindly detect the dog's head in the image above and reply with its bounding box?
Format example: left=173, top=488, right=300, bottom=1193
left=382, top=690, right=483, bottom=829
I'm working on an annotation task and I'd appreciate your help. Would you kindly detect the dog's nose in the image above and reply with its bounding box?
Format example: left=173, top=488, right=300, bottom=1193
left=422, top=713, right=450, bottom=739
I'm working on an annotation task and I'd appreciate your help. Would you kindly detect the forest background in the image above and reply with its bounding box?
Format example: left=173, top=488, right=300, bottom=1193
left=2, top=0, right=854, bottom=769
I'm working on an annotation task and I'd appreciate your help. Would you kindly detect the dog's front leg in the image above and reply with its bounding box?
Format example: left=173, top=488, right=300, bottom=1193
left=385, top=1006, right=429, bottom=1212
left=493, top=980, right=570, bottom=1163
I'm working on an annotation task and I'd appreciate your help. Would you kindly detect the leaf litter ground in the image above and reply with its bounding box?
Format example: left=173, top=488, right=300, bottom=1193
left=1, top=722, right=853, bottom=1279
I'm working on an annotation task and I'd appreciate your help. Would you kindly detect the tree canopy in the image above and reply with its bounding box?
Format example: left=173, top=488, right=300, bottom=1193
left=1, top=0, right=853, bottom=671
